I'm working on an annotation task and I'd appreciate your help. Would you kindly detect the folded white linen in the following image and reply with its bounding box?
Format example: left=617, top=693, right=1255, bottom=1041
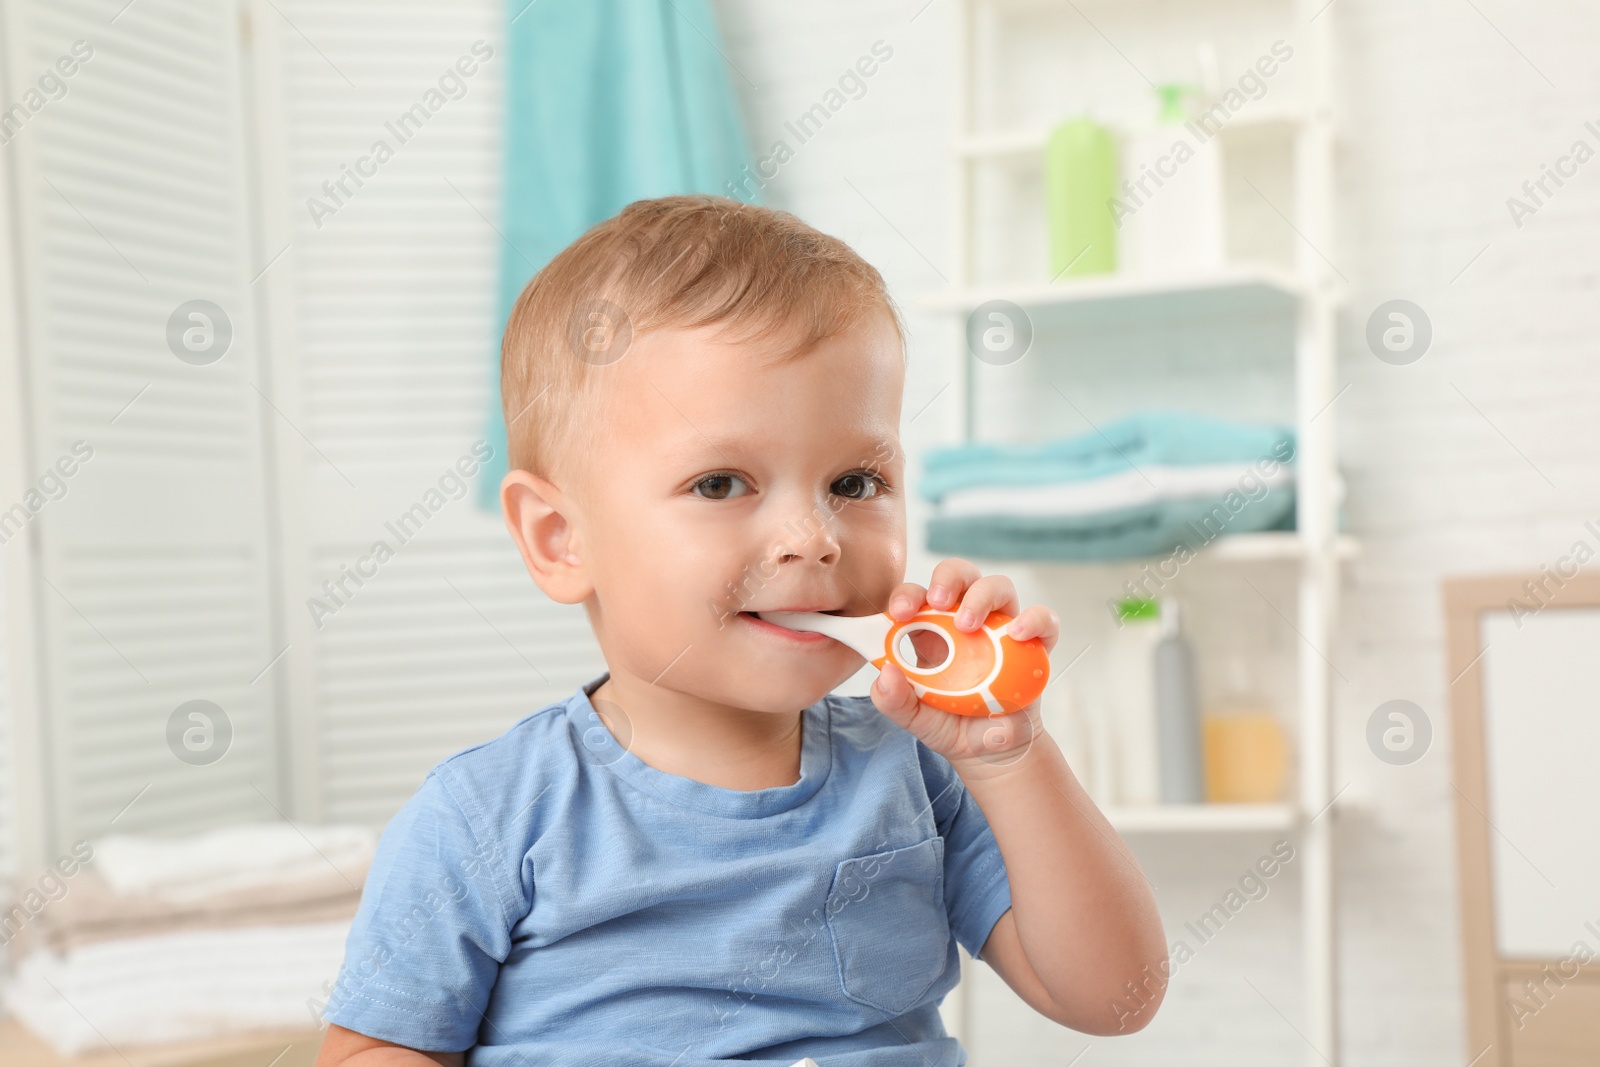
left=935, top=462, right=1294, bottom=520
left=92, top=823, right=375, bottom=903
left=1, top=920, right=350, bottom=1055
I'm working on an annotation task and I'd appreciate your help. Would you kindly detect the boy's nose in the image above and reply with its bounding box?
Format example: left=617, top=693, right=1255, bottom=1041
left=768, top=503, right=842, bottom=566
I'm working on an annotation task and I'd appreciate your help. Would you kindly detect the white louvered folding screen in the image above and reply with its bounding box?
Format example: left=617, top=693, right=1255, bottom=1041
left=0, top=565, right=14, bottom=885
left=4, top=0, right=285, bottom=847
left=272, top=0, right=603, bottom=826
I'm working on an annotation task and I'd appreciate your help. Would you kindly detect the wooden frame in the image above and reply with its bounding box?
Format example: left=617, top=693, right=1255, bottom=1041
left=1443, top=573, right=1600, bottom=1067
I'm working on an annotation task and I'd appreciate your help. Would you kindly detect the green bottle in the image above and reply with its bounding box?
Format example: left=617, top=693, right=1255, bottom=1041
left=1045, top=117, right=1118, bottom=279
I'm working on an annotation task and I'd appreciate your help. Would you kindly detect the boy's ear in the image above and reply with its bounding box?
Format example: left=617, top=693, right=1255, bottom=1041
left=500, top=469, right=591, bottom=605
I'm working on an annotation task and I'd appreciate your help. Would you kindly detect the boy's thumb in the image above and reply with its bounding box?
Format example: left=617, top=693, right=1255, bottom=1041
left=870, top=662, right=918, bottom=723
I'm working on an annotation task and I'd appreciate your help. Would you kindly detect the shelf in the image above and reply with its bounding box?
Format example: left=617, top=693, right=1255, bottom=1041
left=1105, top=803, right=1299, bottom=833
left=1206, top=532, right=1358, bottom=562
left=0, top=1019, right=323, bottom=1067
left=919, top=264, right=1308, bottom=325
left=953, top=532, right=1360, bottom=568
left=955, top=107, right=1305, bottom=164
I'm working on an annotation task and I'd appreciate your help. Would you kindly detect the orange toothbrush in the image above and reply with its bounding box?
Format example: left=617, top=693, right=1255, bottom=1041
left=756, top=606, right=1050, bottom=716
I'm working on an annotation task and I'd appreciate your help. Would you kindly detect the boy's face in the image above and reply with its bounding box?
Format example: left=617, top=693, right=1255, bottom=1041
left=570, top=309, right=907, bottom=714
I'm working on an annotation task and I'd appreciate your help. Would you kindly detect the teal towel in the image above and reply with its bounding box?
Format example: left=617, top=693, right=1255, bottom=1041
left=477, top=0, right=759, bottom=509
left=919, top=409, right=1296, bottom=502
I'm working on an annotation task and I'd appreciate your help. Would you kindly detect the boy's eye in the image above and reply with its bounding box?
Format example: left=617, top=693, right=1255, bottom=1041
left=692, top=473, right=752, bottom=500
left=832, top=472, right=887, bottom=500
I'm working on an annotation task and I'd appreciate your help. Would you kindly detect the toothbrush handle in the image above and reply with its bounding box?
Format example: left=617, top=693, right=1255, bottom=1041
left=873, top=609, right=1050, bottom=717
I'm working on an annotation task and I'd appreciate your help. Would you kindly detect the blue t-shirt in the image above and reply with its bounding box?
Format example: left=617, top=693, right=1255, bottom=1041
left=323, top=672, right=1012, bottom=1067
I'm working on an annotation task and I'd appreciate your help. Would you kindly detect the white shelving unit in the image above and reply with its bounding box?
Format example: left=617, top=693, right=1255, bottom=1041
left=1106, top=802, right=1300, bottom=834
left=954, top=104, right=1305, bottom=164
left=927, top=1, right=1343, bottom=1062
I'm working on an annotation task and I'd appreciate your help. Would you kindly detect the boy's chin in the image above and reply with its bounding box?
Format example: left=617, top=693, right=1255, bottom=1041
left=715, top=662, right=857, bottom=714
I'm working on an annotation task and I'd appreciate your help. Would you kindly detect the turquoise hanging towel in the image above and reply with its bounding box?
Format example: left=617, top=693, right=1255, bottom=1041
left=476, top=0, right=760, bottom=509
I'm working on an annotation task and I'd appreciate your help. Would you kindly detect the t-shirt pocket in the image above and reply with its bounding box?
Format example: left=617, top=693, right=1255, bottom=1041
left=824, top=836, right=951, bottom=1016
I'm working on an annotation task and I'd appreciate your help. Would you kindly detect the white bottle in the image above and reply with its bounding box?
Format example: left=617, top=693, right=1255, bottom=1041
left=1084, top=690, right=1119, bottom=808
left=1117, top=83, right=1225, bottom=277
left=1043, top=676, right=1116, bottom=807
left=1041, top=676, right=1089, bottom=794
left=1105, top=598, right=1163, bottom=806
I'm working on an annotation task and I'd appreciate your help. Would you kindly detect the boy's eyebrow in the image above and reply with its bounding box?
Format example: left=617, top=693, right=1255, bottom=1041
left=662, top=429, right=901, bottom=466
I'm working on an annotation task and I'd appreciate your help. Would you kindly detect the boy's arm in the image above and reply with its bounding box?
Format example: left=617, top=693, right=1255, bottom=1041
left=962, top=731, right=1167, bottom=1035
left=315, top=1023, right=464, bottom=1067
left=869, top=559, right=1168, bottom=1036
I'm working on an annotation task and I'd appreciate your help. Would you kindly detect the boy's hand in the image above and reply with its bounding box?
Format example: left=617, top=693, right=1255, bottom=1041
left=868, top=558, right=1059, bottom=775
left=872, top=562, right=1169, bottom=1034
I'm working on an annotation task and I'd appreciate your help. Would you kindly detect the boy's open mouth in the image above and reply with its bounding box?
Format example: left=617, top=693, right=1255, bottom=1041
left=736, top=609, right=847, bottom=644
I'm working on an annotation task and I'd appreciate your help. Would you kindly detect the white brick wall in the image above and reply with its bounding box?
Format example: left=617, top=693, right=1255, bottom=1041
left=715, top=0, right=1600, bottom=1063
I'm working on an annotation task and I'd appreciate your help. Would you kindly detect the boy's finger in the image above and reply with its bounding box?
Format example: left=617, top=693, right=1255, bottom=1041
left=1004, top=604, right=1059, bottom=643
left=885, top=582, right=927, bottom=620
left=954, top=573, right=1018, bottom=630
left=869, top=662, right=919, bottom=725
left=926, top=558, right=981, bottom=610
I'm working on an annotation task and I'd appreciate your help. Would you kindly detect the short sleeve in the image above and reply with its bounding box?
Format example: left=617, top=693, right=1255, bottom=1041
left=322, top=771, right=520, bottom=1051
left=917, top=743, right=1012, bottom=960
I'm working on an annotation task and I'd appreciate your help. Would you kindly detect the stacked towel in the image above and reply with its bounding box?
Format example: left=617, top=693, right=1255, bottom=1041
left=922, top=410, right=1297, bottom=562
left=91, top=823, right=373, bottom=904
left=5, top=923, right=354, bottom=1054
left=2, top=823, right=374, bottom=1055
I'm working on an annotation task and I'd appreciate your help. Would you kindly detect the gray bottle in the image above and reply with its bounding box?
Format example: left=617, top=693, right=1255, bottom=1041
left=1155, top=599, right=1204, bottom=804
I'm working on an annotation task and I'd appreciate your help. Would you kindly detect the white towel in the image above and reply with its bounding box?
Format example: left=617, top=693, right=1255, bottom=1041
left=936, top=461, right=1294, bottom=519
left=2, top=920, right=350, bottom=1054
left=92, top=823, right=375, bottom=903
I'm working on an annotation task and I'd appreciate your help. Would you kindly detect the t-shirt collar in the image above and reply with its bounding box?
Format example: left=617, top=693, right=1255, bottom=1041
left=564, top=672, right=834, bottom=818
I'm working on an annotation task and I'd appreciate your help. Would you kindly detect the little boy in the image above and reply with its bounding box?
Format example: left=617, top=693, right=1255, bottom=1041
left=315, top=196, right=1166, bottom=1067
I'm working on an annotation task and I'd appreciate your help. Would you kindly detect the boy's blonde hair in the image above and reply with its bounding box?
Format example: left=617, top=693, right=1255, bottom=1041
left=499, top=195, right=904, bottom=484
